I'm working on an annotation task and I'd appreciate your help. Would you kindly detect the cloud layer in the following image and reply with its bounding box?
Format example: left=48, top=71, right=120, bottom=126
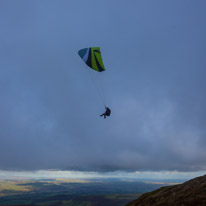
left=0, top=0, right=206, bottom=172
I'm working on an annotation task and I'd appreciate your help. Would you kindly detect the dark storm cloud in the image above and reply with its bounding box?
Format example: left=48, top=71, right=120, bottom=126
left=0, top=0, right=206, bottom=172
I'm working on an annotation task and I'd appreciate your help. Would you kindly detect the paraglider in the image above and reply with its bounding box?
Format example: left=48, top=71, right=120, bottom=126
left=78, top=47, right=111, bottom=118
left=100, top=107, right=111, bottom=119
left=78, top=47, right=106, bottom=72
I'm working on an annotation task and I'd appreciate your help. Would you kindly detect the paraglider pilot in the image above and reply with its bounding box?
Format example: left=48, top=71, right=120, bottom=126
left=100, top=107, right=111, bottom=119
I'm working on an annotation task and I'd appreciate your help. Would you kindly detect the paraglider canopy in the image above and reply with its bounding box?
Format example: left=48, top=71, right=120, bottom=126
left=78, top=47, right=106, bottom=72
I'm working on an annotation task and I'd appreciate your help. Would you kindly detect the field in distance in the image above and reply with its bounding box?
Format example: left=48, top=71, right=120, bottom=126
left=0, top=178, right=178, bottom=206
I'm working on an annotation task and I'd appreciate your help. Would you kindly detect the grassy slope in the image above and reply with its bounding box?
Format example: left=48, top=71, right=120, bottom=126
left=126, top=174, right=206, bottom=206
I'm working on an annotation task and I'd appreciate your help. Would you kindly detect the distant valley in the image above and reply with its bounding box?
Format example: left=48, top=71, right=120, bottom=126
left=0, top=178, right=176, bottom=206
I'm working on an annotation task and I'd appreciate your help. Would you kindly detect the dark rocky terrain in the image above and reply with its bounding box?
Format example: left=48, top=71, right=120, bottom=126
left=126, top=174, right=206, bottom=206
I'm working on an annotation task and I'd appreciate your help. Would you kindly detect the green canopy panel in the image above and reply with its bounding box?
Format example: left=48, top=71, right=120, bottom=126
left=78, top=47, right=106, bottom=72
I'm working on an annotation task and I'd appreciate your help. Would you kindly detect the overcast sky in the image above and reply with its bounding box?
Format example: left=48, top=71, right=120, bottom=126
left=0, top=0, right=206, bottom=174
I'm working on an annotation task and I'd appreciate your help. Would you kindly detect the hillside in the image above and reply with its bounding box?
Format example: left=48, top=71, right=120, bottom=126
left=126, top=174, right=206, bottom=206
